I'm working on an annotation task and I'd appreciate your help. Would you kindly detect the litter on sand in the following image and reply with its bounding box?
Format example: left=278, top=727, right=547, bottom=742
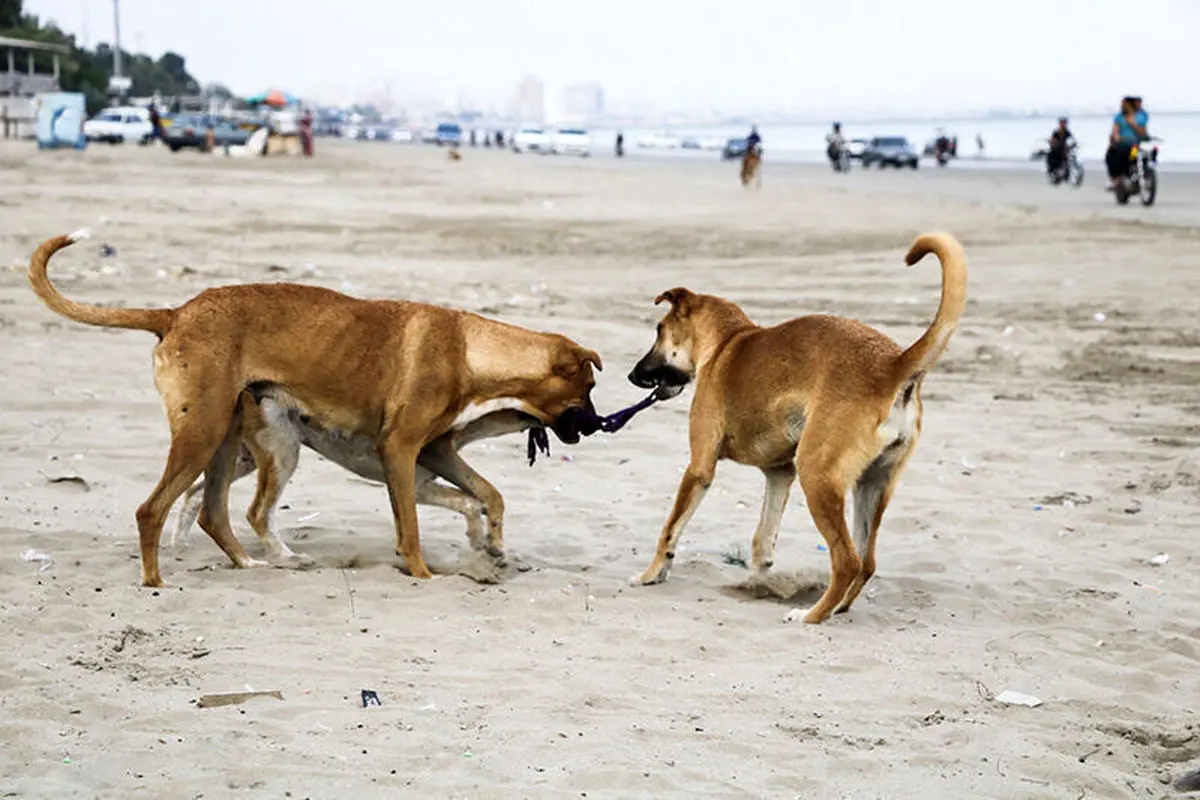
left=994, top=690, right=1043, bottom=708
left=21, top=549, right=54, bottom=572
left=1148, top=553, right=1170, bottom=567
left=361, top=690, right=382, bottom=708
left=39, top=470, right=91, bottom=491
left=196, top=690, right=283, bottom=709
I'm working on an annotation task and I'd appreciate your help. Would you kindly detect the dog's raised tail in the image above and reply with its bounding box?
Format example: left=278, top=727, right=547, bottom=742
left=28, top=232, right=172, bottom=337
left=892, top=232, right=968, bottom=385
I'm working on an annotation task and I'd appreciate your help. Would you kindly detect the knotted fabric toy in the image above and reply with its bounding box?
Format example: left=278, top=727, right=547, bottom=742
left=527, top=390, right=659, bottom=466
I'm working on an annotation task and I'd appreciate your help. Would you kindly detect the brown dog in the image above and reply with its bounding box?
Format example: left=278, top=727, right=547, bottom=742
left=170, top=393, right=536, bottom=565
left=626, top=232, right=967, bottom=624
left=29, top=232, right=601, bottom=587
left=740, top=147, right=762, bottom=189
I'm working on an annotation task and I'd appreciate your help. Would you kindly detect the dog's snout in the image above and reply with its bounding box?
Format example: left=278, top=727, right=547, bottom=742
left=628, top=351, right=661, bottom=388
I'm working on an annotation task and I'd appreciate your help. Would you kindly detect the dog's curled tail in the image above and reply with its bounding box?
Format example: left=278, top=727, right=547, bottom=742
left=892, top=232, right=968, bottom=385
left=29, top=232, right=172, bottom=337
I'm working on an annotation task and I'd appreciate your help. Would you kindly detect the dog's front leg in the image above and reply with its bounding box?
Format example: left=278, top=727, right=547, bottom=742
left=418, top=441, right=506, bottom=560
left=750, top=465, right=795, bottom=572
left=630, top=429, right=719, bottom=586
left=379, top=433, right=433, bottom=579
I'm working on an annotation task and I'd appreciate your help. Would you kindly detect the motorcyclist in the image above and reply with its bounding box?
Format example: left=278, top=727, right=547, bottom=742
left=1046, top=117, right=1073, bottom=177
left=825, top=122, right=846, bottom=167
left=1106, top=96, right=1149, bottom=190
left=745, top=125, right=762, bottom=154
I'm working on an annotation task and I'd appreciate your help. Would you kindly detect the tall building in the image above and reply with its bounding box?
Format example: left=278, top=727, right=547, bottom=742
left=511, top=75, right=545, bottom=124
left=560, top=82, right=605, bottom=122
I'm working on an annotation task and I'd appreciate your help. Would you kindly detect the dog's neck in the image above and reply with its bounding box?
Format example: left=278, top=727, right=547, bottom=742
left=692, top=301, right=756, bottom=370
left=460, top=317, right=560, bottom=400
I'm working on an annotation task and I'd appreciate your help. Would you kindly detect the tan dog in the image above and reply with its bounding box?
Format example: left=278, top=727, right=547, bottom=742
left=29, top=232, right=601, bottom=587
left=740, top=147, right=762, bottom=189
left=448, top=148, right=462, bottom=161
left=626, top=232, right=967, bottom=624
left=171, top=393, right=534, bottom=565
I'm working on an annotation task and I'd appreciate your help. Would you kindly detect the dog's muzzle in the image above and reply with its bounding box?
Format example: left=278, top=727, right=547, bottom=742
left=550, top=400, right=600, bottom=445
left=628, top=355, right=690, bottom=400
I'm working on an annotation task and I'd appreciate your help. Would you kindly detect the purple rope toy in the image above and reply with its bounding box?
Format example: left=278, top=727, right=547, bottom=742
left=527, top=390, right=659, bottom=466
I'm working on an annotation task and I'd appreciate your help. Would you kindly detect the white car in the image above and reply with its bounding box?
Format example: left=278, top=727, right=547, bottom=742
left=637, top=132, right=681, bottom=149
left=82, top=106, right=153, bottom=144
left=551, top=128, right=591, bottom=157
left=512, top=125, right=550, bottom=153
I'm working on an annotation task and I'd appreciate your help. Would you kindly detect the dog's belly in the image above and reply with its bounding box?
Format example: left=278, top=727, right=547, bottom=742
left=293, top=415, right=393, bottom=483
left=720, top=408, right=805, bottom=467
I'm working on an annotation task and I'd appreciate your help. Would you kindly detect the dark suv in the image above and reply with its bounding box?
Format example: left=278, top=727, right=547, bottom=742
left=862, top=136, right=919, bottom=169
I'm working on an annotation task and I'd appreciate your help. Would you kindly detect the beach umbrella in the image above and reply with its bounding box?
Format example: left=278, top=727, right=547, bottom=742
left=247, top=89, right=298, bottom=107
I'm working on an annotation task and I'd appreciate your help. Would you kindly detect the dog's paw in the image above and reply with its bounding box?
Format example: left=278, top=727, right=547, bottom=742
left=240, top=557, right=272, bottom=569
left=628, top=568, right=668, bottom=587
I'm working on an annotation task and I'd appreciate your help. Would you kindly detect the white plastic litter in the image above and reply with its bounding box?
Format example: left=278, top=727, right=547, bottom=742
left=994, top=690, right=1042, bottom=708
left=21, top=549, right=54, bottom=572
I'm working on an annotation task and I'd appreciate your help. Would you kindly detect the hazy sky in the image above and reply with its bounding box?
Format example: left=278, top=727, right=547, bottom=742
left=24, top=0, right=1200, bottom=113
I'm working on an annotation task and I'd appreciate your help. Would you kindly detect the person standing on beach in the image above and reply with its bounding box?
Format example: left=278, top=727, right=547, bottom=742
left=615, top=131, right=624, bottom=157
left=298, top=106, right=314, bottom=157
left=148, top=103, right=164, bottom=143
left=975, top=133, right=984, bottom=158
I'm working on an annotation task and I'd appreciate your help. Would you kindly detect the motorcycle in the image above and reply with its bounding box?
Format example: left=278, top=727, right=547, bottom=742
left=1047, top=139, right=1084, bottom=187
left=934, top=137, right=951, bottom=167
left=1114, top=137, right=1160, bottom=206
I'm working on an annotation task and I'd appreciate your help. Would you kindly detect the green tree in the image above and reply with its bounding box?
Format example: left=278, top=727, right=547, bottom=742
left=0, top=0, right=23, bottom=29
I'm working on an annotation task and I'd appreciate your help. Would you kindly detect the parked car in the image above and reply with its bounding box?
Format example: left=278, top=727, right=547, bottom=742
left=512, top=125, right=551, bottom=153
left=721, top=137, right=748, bottom=160
left=638, top=131, right=682, bottom=149
left=550, top=128, right=591, bottom=157
left=82, top=106, right=153, bottom=144
left=846, top=138, right=870, bottom=160
left=433, top=122, right=463, bottom=146
left=163, top=115, right=252, bottom=152
left=861, top=136, right=920, bottom=169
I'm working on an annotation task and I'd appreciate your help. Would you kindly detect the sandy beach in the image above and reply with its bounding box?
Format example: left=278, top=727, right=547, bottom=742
left=1, top=139, right=1198, bottom=799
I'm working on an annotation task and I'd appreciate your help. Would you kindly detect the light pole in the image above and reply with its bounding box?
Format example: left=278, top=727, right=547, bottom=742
left=112, top=0, right=122, bottom=78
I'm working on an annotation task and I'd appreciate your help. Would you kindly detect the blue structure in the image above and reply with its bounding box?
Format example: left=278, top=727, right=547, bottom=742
left=35, top=92, right=87, bottom=150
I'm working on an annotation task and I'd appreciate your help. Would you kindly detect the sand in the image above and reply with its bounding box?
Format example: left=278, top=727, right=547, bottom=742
left=1, top=140, right=1199, bottom=799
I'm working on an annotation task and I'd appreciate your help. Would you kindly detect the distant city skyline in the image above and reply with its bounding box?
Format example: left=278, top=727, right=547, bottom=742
left=22, top=0, right=1200, bottom=118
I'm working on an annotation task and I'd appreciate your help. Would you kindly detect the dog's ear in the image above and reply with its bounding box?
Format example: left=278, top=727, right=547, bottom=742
left=578, top=348, right=603, bottom=372
left=654, top=287, right=694, bottom=317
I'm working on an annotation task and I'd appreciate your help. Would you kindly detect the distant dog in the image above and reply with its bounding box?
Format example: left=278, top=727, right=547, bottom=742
left=29, top=232, right=601, bottom=586
left=626, top=233, right=967, bottom=624
left=449, top=148, right=462, bottom=161
left=740, top=146, right=762, bottom=189
left=171, top=393, right=536, bottom=565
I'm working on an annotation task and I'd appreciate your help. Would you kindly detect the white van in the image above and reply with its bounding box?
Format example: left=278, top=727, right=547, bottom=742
left=82, top=106, right=154, bottom=144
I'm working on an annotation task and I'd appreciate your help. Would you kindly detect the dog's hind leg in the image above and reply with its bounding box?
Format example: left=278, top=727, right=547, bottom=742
left=835, top=440, right=916, bottom=615
left=170, top=444, right=256, bottom=550
left=196, top=414, right=269, bottom=572
left=750, top=464, right=795, bottom=572
left=793, top=418, right=872, bottom=624
left=242, top=405, right=310, bottom=568
left=135, top=369, right=244, bottom=587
